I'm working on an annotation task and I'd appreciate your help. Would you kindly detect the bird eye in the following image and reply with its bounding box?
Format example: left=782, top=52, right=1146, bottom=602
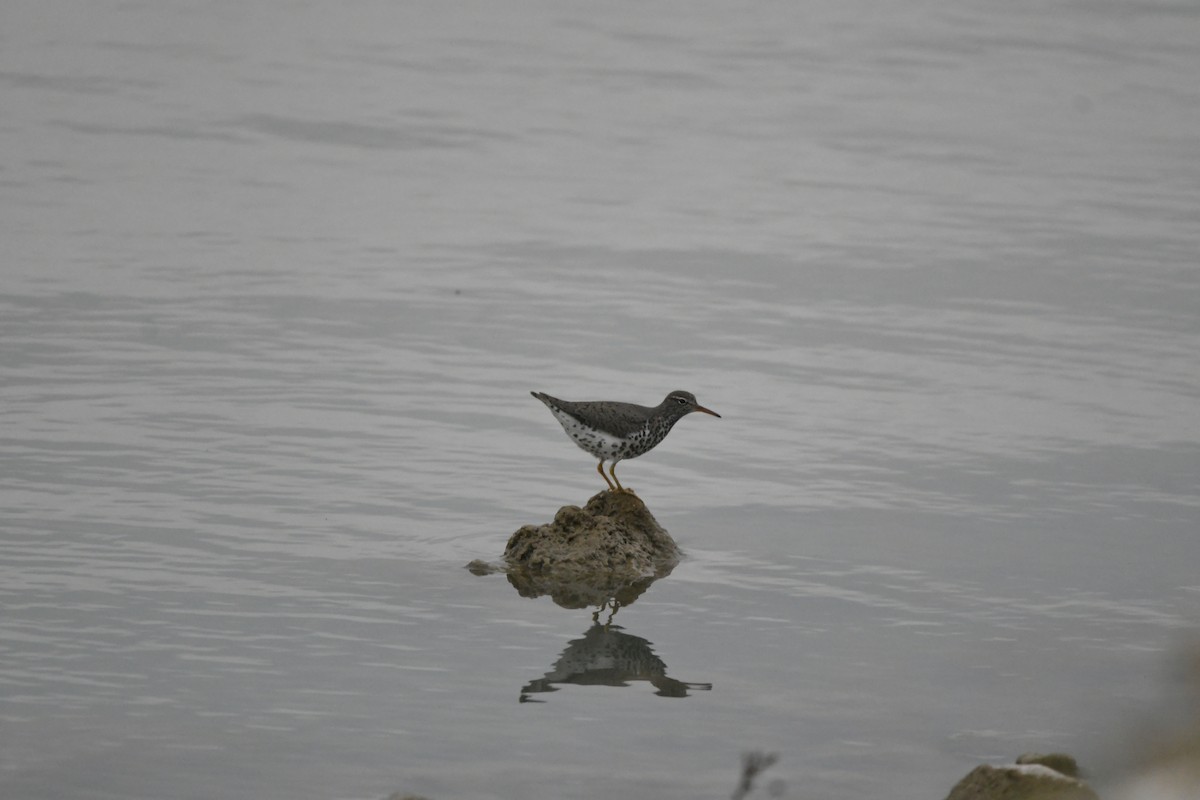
left=675, top=396, right=687, bottom=404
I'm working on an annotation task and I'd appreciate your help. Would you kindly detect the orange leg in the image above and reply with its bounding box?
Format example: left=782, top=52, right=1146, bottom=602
left=608, top=461, right=626, bottom=493
left=596, top=460, right=617, bottom=491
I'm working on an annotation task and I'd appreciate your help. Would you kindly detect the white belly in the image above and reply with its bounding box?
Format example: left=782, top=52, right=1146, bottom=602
left=549, top=408, right=632, bottom=461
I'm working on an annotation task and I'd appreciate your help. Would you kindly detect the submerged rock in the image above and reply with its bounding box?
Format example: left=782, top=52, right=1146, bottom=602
left=945, top=753, right=1097, bottom=800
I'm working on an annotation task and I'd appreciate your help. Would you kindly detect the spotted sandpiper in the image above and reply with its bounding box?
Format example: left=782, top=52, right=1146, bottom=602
left=531, top=390, right=721, bottom=492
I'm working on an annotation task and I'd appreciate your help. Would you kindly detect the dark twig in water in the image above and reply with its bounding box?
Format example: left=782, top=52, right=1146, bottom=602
left=731, top=751, right=778, bottom=800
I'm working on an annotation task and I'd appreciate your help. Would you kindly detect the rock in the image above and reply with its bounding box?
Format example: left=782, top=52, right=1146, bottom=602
left=1111, top=738, right=1200, bottom=800
left=468, top=490, right=681, bottom=610
left=945, top=756, right=1097, bottom=800
left=502, top=490, right=680, bottom=579
left=1016, top=753, right=1082, bottom=779
left=1109, top=640, right=1200, bottom=800
left=465, top=559, right=499, bottom=575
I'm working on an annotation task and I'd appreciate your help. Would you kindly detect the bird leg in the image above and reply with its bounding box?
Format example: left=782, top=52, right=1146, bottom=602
left=603, top=599, right=621, bottom=628
left=596, top=460, right=617, bottom=492
left=608, top=462, right=627, bottom=493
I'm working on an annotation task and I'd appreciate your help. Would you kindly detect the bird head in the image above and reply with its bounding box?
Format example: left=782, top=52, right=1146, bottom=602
left=663, top=391, right=721, bottom=419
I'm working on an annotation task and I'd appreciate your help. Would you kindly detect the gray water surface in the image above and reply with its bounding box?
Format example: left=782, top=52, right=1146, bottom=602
left=3, top=2, right=1199, bottom=799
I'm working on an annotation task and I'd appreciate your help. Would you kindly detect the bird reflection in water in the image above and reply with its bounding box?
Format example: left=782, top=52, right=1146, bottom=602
left=468, top=488, right=712, bottom=702
left=592, top=598, right=620, bottom=627
left=520, top=622, right=713, bottom=702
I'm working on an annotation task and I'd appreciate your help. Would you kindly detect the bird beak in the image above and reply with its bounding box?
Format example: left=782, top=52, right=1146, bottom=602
left=694, top=404, right=721, bottom=418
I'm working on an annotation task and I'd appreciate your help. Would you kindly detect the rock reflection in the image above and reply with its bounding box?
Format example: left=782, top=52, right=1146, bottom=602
left=520, top=622, right=713, bottom=703
left=505, top=565, right=664, bottom=613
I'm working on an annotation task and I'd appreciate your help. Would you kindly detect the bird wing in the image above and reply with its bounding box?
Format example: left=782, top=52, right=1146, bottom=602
left=556, top=400, right=650, bottom=438
left=532, top=392, right=655, bottom=438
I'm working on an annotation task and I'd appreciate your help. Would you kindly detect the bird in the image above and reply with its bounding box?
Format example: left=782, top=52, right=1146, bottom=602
left=530, top=390, right=720, bottom=492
